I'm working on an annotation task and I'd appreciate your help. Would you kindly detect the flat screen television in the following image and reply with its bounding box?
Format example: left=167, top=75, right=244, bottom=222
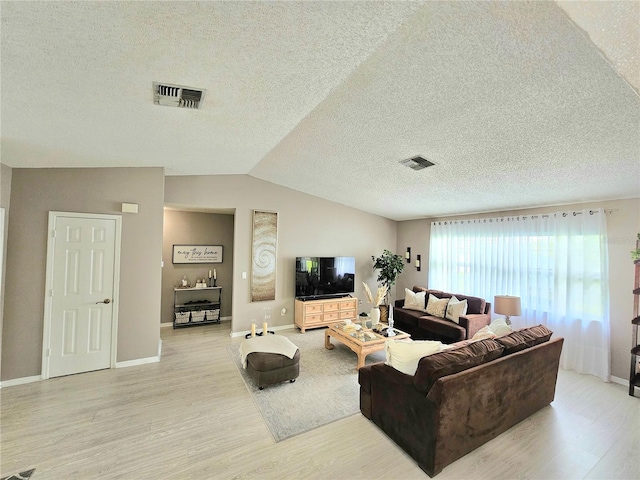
left=295, top=256, right=355, bottom=300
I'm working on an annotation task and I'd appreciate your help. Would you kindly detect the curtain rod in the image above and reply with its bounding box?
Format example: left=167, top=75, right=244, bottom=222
left=431, top=209, right=616, bottom=226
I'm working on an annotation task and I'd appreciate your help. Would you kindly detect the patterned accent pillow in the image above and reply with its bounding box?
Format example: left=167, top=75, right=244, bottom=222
left=425, top=294, right=449, bottom=318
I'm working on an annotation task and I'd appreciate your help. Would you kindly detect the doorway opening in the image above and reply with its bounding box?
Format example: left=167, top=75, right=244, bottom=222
left=161, top=207, right=235, bottom=335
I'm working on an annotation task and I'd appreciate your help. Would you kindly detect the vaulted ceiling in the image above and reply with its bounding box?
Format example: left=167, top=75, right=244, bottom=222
left=2, top=1, right=638, bottom=220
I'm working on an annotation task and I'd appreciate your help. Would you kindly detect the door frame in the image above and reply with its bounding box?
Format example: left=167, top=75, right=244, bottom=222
left=41, top=211, right=122, bottom=380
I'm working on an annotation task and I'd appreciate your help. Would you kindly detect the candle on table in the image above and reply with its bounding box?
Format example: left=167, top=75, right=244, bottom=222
left=213, top=269, right=217, bottom=280
left=263, top=322, right=268, bottom=335
left=251, top=323, right=256, bottom=337
left=209, top=269, right=212, bottom=279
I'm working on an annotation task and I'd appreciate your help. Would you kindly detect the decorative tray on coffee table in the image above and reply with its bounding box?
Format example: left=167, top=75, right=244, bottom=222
left=334, top=322, right=379, bottom=342
left=372, top=325, right=405, bottom=337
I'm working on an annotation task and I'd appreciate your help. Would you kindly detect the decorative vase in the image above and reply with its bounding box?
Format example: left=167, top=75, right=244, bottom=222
left=370, top=307, right=380, bottom=326
left=379, top=304, right=389, bottom=323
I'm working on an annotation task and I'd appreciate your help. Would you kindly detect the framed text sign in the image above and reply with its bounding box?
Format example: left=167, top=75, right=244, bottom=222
left=172, top=245, right=223, bottom=264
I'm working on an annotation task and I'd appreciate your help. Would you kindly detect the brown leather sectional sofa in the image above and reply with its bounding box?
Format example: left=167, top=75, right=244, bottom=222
left=393, top=287, right=491, bottom=343
left=358, top=325, right=563, bottom=477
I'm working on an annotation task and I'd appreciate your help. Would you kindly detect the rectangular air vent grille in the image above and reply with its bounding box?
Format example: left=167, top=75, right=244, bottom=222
left=153, top=82, right=205, bottom=109
left=399, top=155, right=435, bottom=170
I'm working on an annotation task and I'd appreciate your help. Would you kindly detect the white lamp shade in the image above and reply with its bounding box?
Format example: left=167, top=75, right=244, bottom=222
left=494, top=295, right=521, bottom=317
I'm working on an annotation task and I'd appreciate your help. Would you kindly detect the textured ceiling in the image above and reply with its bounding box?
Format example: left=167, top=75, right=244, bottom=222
left=557, top=0, right=639, bottom=93
left=2, top=1, right=638, bottom=221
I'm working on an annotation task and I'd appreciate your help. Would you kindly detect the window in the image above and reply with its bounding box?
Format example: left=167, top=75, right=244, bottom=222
left=429, top=209, right=610, bottom=381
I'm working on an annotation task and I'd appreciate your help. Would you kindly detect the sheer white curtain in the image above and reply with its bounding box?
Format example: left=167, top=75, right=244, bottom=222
left=429, top=208, right=610, bottom=381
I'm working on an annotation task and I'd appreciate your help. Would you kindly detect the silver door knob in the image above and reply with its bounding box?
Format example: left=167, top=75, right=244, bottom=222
left=96, top=299, right=111, bottom=304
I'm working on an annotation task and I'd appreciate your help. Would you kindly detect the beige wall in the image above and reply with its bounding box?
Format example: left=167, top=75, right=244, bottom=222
left=396, top=198, right=640, bottom=380
left=0, top=163, right=12, bottom=375
left=0, top=164, right=11, bottom=209
left=396, top=219, right=431, bottom=296
left=165, top=175, right=398, bottom=334
left=1, top=167, right=164, bottom=381
left=162, top=210, right=235, bottom=323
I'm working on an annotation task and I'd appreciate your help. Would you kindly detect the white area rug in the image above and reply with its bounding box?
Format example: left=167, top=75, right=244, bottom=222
left=227, top=328, right=386, bottom=442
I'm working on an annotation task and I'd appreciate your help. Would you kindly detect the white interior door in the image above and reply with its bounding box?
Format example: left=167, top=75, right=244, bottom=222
left=44, top=212, right=121, bottom=378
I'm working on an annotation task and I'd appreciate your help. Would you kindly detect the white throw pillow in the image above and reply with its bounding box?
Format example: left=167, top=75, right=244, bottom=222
left=385, top=339, right=442, bottom=376
left=472, top=325, right=497, bottom=340
left=489, top=318, right=513, bottom=336
left=445, top=295, right=468, bottom=324
left=403, top=288, right=426, bottom=312
left=425, top=294, right=449, bottom=318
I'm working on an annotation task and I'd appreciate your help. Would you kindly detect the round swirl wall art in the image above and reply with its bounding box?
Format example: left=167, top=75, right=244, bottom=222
left=251, top=210, right=278, bottom=302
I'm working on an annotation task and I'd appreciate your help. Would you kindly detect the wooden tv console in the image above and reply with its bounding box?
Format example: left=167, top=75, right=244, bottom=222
left=294, top=296, right=358, bottom=333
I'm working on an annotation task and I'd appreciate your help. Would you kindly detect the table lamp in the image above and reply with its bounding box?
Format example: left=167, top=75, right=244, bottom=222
left=494, top=295, right=521, bottom=325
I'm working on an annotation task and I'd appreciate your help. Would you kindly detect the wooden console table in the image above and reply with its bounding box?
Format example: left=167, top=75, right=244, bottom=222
left=294, top=296, right=357, bottom=332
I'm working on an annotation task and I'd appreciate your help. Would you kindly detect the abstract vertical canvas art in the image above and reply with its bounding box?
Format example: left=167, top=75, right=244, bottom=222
left=251, top=210, right=278, bottom=302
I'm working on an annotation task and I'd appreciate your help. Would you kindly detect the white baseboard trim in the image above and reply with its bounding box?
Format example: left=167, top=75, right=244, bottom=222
left=161, top=317, right=231, bottom=329
left=116, top=356, right=160, bottom=369
left=609, top=375, right=639, bottom=395
left=1, top=356, right=164, bottom=386
left=0, top=375, right=42, bottom=389
left=610, top=375, right=627, bottom=386
left=230, top=323, right=296, bottom=338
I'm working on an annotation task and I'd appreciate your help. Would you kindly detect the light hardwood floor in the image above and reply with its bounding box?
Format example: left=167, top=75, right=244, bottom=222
left=1, top=323, right=638, bottom=479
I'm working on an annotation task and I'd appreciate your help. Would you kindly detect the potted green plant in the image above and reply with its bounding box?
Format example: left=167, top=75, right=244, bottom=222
left=372, top=249, right=405, bottom=321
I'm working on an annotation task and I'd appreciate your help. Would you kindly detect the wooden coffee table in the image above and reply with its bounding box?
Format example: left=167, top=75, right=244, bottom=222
left=324, top=323, right=410, bottom=369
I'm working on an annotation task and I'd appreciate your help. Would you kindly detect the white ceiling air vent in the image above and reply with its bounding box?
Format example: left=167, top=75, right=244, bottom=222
left=153, top=82, right=205, bottom=109
left=399, top=155, right=435, bottom=170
